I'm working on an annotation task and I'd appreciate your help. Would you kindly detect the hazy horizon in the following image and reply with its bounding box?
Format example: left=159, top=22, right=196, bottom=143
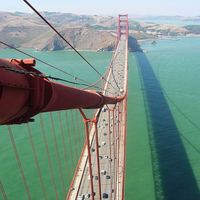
left=1, top=0, right=200, bottom=17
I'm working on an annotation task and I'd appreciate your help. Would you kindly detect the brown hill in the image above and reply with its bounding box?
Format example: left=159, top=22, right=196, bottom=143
left=0, top=11, right=142, bottom=52
left=0, top=11, right=119, bottom=51
left=21, top=27, right=116, bottom=51
left=0, top=11, right=51, bottom=49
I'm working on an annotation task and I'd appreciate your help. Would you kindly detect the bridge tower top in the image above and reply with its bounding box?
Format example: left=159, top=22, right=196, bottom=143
left=117, top=14, right=129, bottom=41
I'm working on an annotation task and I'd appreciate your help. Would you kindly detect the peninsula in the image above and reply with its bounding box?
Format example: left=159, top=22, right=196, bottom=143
left=1, top=11, right=200, bottom=52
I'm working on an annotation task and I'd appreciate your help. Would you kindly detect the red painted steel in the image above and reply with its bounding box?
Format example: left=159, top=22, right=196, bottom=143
left=1, top=13, right=129, bottom=200
left=0, top=57, right=125, bottom=125
left=78, top=109, right=95, bottom=200
left=0, top=58, right=46, bottom=125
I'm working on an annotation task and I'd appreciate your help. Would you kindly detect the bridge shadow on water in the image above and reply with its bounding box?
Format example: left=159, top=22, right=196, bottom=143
left=135, top=52, right=200, bottom=200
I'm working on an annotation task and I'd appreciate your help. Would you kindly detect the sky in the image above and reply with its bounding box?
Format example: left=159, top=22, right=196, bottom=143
left=1, top=0, right=200, bottom=16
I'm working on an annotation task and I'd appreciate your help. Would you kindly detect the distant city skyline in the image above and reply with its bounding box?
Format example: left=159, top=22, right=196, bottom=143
left=1, top=0, right=200, bottom=16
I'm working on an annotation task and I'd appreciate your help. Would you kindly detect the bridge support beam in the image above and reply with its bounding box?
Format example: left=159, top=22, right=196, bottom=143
left=78, top=108, right=102, bottom=200
left=0, top=58, right=125, bottom=125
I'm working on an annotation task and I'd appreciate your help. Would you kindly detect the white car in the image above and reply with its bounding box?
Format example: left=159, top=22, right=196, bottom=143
left=102, top=107, right=107, bottom=112
left=102, top=142, right=106, bottom=146
left=77, top=195, right=84, bottom=200
left=85, top=193, right=90, bottom=199
left=101, top=170, right=106, bottom=175
left=88, top=175, right=93, bottom=180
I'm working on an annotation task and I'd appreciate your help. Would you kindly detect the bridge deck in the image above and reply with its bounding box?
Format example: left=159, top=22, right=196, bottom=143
left=68, top=35, right=128, bottom=200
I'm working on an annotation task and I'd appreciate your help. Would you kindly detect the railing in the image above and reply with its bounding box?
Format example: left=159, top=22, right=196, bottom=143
left=0, top=14, right=129, bottom=200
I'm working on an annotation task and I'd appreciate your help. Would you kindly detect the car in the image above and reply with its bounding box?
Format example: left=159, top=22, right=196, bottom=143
left=109, top=189, right=114, bottom=193
left=91, top=148, right=95, bottom=152
left=94, top=175, right=98, bottom=180
left=103, top=193, right=108, bottom=198
left=102, top=142, right=106, bottom=146
left=103, top=133, right=107, bottom=136
left=102, top=107, right=107, bottom=112
left=88, top=175, right=93, bottom=180
left=101, top=170, right=106, bottom=175
left=85, top=193, right=90, bottom=199
left=99, top=156, right=103, bottom=160
left=104, top=155, right=108, bottom=159
left=77, top=195, right=84, bottom=200
left=87, top=162, right=91, bottom=168
left=106, top=175, right=110, bottom=179
left=111, top=142, right=114, bottom=146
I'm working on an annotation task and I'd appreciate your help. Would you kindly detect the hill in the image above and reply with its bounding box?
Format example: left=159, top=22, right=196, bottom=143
left=0, top=12, right=118, bottom=51
left=1, top=11, right=199, bottom=52
left=21, top=27, right=116, bottom=51
left=0, top=11, right=142, bottom=51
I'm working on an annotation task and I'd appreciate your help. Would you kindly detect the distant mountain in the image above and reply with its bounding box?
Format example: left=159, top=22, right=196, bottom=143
left=0, top=11, right=141, bottom=51
left=1, top=11, right=199, bottom=52
left=21, top=27, right=116, bottom=51
left=0, top=11, right=51, bottom=49
left=129, top=15, right=200, bottom=22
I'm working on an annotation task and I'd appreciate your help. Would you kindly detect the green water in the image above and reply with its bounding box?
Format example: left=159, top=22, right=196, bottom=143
left=126, top=37, right=200, bottom=199
left=0, top=50, right=112, bottom=200
left=1, top=37, right=200, bottom=199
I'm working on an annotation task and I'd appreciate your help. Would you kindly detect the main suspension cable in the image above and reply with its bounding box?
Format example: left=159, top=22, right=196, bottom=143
left=24, top=0, right=103, bottom=78
left=0, top=41, right=116, bottom=95
left=23, top=0, right=118, bottom=93
left=0, top=41, right=90, bottom=84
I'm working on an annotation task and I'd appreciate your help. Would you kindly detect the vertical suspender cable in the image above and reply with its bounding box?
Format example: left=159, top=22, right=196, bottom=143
left=78, top=109, right=95, bottom=200
left=27, top=123, right=47, bottom=200
left=7, top=125, right=31, bottom=200
left=74, top=80, right=81, bottom=154
left=58, top=111, right=71, bottom=185
left=107, top=108, right=113, bottom=200
left=0, top=181, right=7, bottom=200
left=117, top=104, right=121, bottom=200
left=114, top=107, right=118, bottom=200
left=112, top=109, right=115, bottom=197
left=50, top=112, right=66, bottom=197
left=39, top=114, right=58, bottom=200
left=80, top=113, right=84, bottom=146
left=71, top=110, right=78, bottom=163
left=93, top=109, right=102, bottom=200
left=65, top=111, right=75, bottom=172
left=76, top=110, right=81, bottom=154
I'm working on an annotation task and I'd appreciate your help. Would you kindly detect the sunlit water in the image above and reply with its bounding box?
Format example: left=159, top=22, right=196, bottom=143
left=126, top=37, right=200, bottom=199
left=135, top=19, right=200, bottom=26
left=1, top=37, right=200, bottom=199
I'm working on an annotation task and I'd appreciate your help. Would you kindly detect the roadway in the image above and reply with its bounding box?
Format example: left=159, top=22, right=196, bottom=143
left=69, top=35, right=127, bottom=200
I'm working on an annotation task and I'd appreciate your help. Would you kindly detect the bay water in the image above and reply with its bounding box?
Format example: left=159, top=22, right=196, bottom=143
left=126, top=37, right=200, bottom=199
left=135, top=19, right=200, bottom=26
left=1, top=37, right=200, bottom=199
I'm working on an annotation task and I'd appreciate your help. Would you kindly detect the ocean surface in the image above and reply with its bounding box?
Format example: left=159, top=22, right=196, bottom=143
left=1, top=37, right=200, bottom=199
left=126, top=37, right=200, bottom=199
left=135, top=19, right=200, bottom=26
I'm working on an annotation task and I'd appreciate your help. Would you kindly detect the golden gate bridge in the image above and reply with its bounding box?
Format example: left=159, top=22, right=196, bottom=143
left=0, top=1, right=129, bottom=198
